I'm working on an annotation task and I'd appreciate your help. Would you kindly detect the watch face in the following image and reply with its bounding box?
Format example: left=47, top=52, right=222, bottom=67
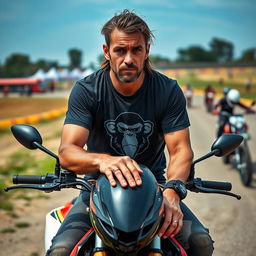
left=179, top=184, right=187, bottom=194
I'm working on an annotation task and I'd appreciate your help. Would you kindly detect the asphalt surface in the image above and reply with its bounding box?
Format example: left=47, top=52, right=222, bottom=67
left=184, top=94, right=256, bottom=256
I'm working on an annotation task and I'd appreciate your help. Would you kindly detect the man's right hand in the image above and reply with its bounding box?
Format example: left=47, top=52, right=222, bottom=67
left=98, top=156, right=143, bottom=188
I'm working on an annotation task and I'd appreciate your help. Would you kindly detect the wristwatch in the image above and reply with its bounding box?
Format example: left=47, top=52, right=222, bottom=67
left=163, top=180, right=187, bottom=200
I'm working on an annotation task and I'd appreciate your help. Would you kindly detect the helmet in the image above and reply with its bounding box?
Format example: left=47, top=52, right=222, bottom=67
left=227, top=89, right=240, bottom=106
left=89, top=165, right=163, bottom=254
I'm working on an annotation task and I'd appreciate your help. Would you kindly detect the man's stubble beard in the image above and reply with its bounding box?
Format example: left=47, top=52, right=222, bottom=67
left=112, top=68, right=142, bottom=83
left=108, top=54, right=143, bottom=83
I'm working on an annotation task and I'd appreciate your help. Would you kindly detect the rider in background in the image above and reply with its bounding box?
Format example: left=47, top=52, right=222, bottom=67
left=183, top=83, right=193, bottom=108
left=213, top=89, right=255, bottom=137
left=204, top=84, right=215, bottom=112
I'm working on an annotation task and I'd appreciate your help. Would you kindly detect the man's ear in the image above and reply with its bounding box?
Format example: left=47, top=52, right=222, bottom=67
left=103, top=44, right=110, bottom=60
left=145, top=44, right=150, bottom=59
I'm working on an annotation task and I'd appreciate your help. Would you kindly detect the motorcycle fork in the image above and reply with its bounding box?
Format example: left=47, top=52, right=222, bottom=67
left=92, top=234, right=108, bottom=256
left=149, top=236, right=163, bottom=256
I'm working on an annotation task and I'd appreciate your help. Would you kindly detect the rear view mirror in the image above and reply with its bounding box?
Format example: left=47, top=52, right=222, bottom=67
left=11, top=124, right=43, bottom=150
left=211, top=134, right=243, bottom=157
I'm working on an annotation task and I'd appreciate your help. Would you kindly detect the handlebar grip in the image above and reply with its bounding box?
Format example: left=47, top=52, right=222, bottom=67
left=201, top=180, right=232, bottom=191
left=13, top=175, right=46, bottom=185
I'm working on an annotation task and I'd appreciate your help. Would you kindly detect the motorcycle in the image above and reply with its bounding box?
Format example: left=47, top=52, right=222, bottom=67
left=221, top=113, right=253, bottom=186
left=205, top=91, right=215, bottom=113
left=5, top=124, right=243, bottom=256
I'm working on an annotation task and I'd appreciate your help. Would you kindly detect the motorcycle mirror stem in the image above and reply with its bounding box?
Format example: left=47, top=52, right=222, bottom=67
left=189, top=134, right=243, bottom=179
left=11, top=124, right=61, bottom=176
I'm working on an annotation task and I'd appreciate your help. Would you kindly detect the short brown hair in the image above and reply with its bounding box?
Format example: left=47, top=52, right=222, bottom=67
left=101, top=9, right=154, bottom=72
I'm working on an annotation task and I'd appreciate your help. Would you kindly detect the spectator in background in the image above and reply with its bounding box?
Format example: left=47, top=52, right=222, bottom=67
left=245, top=78, right=251, bottom=92
left=2, top=86, right=10, bottom=97
left=24, top=85, right=32, bottom=97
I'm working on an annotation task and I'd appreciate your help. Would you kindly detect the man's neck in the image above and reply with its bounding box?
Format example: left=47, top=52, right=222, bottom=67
left=109, top=69, right=145, bottom=96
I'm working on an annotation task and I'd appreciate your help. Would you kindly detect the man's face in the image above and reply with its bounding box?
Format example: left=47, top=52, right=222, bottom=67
left=103, top=28, right=150, bottom=83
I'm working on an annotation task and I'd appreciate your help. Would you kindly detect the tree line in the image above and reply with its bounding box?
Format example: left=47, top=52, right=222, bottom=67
left=0, top=37, right=255, bottom=78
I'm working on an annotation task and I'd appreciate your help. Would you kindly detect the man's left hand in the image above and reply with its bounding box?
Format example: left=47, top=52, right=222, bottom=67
left=158, top=189, right=183, bottom=239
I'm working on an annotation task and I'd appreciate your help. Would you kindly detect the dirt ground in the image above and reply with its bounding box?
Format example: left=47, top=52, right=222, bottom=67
left=0, top=117, right=75, bottom=256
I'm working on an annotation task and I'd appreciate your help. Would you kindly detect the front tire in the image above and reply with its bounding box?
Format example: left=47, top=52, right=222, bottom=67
left=238, top=144, right=253, bottom=187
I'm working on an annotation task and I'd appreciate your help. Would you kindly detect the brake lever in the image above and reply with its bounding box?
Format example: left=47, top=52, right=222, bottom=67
left=193, top=185, right=241, bottom=200
left=4, top=183, right=61, bottom=193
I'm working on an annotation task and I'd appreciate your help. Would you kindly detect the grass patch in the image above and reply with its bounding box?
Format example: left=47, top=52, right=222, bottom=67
left=15, top=222, right=30, bottom=228
left=15, top=194, right=33, bottom=201
left=0, top=98, right=67, bottom=120
left=0, top=151, right=57, bottom=211
left=44, top=130, right=62, bottom=141
left=36, top=157, right=57, bottom=175
left=30, top=253, right=39, bottom=256
left=7, top=212, right=19, bottom=218
left=0, top=151, right=37, bottom=176
left=1, top=228, right=16, bottom=233
left=36, top=194, right=50, bottom=199
left=0, top=201, right=13, bottom=210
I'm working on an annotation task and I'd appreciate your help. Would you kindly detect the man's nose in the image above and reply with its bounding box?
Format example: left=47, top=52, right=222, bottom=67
left=124, top=52, right=133, bottom=65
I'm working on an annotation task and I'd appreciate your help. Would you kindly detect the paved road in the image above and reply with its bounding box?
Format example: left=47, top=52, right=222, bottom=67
left=184, top=94, right=256, bottom=256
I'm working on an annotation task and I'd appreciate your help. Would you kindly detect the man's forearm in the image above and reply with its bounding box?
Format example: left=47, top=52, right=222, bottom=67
left=59, top=144, right=110, bottom=174
left=166, top=149, right=193, bottom=182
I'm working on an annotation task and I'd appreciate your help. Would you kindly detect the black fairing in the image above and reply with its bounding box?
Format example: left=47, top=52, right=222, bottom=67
left=11, top=124, right=42, bottom=149
left=91, top=166, right=163, bottom=233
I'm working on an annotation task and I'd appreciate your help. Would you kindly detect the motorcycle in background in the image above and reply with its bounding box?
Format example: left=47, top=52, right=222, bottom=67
left=221, top=113, right=253, bottom=186
left=5, top=124, right=243, bottom=256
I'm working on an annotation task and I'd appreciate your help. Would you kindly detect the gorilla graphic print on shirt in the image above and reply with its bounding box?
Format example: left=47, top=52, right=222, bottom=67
left=104, top=112, right=154, bottom=158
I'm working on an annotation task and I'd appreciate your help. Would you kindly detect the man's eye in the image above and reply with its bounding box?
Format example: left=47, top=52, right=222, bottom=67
left=133, top=47, right=142, bottom=53
left=115, top=48, right=125, bottom=54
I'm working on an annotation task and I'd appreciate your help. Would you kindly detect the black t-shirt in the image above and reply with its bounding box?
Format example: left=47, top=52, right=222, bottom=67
left=65, top=69, right=190, bottom=180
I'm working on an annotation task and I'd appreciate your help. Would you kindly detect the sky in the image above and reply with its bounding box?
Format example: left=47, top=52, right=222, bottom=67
left=1, top=0, right=255, bottom=68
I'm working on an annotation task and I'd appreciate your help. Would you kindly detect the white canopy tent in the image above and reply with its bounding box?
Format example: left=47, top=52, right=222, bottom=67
left=80, top=68, right=94, bottom=78
left=30, top=69, right=46, bottom=80
left=58, top=68, right=72, bottom=81
left=70, top=68, right=83, bottom=81
left=45, top=67, right=59, bottom=81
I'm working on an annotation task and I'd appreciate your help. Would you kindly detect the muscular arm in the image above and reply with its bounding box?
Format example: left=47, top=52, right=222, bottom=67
left=158, top=128, right=193, bottom=239
left=58, top=124, right=142, bottom=187
left=165, top=127, right=193, bottom=182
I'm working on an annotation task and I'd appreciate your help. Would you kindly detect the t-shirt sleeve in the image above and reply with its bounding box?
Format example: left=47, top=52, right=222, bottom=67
left=161, top=81, right=190, bottom=134
left=64, top=81, right=94, bottom=130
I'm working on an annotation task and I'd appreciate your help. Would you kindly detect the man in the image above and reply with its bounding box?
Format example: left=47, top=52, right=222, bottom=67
left=213, top=89, right=255, bottom=137
left=47, top=9, right=213, bottom=256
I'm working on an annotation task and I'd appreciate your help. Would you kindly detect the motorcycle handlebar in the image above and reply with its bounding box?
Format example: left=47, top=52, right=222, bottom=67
left=13, top=175, right=47, bottom=185
left=201, top=180, right=232, bottom=191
